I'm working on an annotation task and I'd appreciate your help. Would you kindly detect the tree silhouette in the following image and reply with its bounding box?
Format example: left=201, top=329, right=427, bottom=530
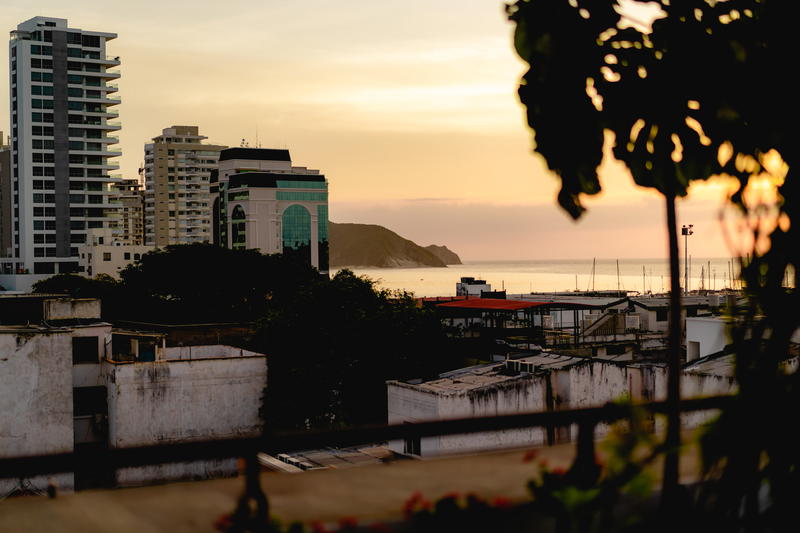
left=508, top=0, right=797, bottom=523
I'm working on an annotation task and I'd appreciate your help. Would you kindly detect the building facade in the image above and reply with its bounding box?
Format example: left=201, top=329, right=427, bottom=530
left=114, top=177, right=144, bottom=245
left=212, top=147, right=329, bottom=273
left=143, top=126, right=225, bottom=246
left=0, top=295, right=267, bottom=493
left=4, top=17, right=122, bottom=281
left=0, top=131, right=11, bottom=259
left=387, top=352, right=738, bottom=457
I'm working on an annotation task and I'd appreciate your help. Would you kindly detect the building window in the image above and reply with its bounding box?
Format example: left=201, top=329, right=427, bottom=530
left=72, top=337, right=100, bottom=365
left=103, top=252, right=111, bottom=262
left=281, top=204, right=311, bottom=262
left=403, top=422, right=421, bottom=456
left=656, top=309, right=668, bottom=322
left=73, top=386, right=107, bottom=417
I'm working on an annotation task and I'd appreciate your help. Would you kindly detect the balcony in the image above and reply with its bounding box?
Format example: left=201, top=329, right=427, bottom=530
left=81, top=56, right=121, bottom=67
left=71, top=68, right=121, bottom=79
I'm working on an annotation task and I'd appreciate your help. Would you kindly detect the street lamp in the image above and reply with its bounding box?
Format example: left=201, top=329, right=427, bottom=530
left=681, top=224, right=693, bottom=295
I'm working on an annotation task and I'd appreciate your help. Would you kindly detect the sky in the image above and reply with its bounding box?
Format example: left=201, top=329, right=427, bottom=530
left=1, top=0, right=740, bottom=260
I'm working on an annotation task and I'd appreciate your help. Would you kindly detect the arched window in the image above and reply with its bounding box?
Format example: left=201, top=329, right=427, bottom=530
left=282, top=204, right=311, bottom=263
left=212, top=197, right=221, bottom=246
left=231, top=205, right=246, bottom=249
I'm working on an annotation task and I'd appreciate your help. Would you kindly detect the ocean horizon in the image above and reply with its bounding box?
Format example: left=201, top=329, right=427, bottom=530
left=342, top=257, right=744, bottom=297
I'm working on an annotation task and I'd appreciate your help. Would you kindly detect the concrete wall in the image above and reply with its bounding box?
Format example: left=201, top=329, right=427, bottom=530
left=105, top=356, right=267, bottom=485
left=388, top=376, right=548, bottom=456
left=43, top=298, right=101, bottom=321
left=387, top=382, right=440, bottom=456
left=0, top=273, right=52, bottom=292
left=389, top=358, right=741, bottom=458
left=686, top=317, right=728, bottom=361
left=438, top=376, right=547, bottom=454
left=164, top=344, right=261, bottom=361
left=0, top=330, right=74, bottom=494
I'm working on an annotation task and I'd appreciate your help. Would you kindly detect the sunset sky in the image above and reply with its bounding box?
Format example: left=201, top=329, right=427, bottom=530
left=1, top=1, right=738, bottom=260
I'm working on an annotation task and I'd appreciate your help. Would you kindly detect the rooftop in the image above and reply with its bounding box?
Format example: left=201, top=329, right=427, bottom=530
left=228, top=172, right=326, bottom=190
left=392, top=352, right=587, bottom=394
left=511, top=293, right=628, bottom=309
left=219, top=148, right=292, bottom=162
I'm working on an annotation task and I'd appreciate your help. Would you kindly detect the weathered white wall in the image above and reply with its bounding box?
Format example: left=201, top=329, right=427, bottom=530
left=105, top=356, right=266, bottom=485
left=387, top=382, right=440, bottom=455
left=164, top=345, right=261, bottom=361
left=438, top=376, right=547, bottom=454
left=43, top=298, right=101, bottom=321
left=564, top=362, right=632, bottom=440
left=0, top=330, right=74, bottom=493
left=388, top=376, right=548, bottom=456
left=389, top=357, right=743, bottom=457
left=685, top=317, right=728, bottom=361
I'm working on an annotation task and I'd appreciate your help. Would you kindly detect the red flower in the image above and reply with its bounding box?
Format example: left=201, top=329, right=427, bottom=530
left=402, top=491, right=425, bottom=519
left=310, top=520, right=329, bottom=533
left=551, top=467, right=566, bottom=476
left=339, top=516, right=358, bottom=529
left=522, top=449, right=539, bottom=463
left=213, top=513, right=232, bottom=531
left=491, top=496, right=513, bottom=509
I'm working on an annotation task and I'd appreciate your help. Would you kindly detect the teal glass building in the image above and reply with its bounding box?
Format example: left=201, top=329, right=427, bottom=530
left=211, top=148, right=329, bottom=274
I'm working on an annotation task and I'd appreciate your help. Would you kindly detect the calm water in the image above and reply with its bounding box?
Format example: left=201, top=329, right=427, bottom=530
left=341, top=258, right=743, bottom=297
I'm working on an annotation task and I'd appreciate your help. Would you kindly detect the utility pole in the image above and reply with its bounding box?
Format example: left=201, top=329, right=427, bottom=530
left=681, top=225, right=693, bottom=295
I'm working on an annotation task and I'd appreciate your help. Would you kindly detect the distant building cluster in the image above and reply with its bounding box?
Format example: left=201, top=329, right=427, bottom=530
left=0, top=17, right=329, bottom=292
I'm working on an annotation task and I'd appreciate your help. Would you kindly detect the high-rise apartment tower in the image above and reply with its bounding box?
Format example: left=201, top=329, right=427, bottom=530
left=143, top=126, right=225, bottom=246
left=4, top=17, right=121, bottom=278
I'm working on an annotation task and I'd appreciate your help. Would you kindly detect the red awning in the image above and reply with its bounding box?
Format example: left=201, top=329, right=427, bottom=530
left=436, top=298, right=549, bottom=311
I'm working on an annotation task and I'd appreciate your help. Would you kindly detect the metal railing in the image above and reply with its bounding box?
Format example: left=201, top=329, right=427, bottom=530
left=0, top=395, right=732, bottom=480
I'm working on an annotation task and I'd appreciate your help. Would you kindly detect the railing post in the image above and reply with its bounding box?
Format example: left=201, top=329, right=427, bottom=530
left=567, top=419, right=600, bottom=489
left=229, top=451, right=269, bottom=532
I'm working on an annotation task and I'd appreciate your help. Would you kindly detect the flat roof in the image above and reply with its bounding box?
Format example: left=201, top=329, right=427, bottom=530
left=630, top=296, right=711, bottom=309
left=219, top=148, right=291, bottom=162
left=436, top=298, right=547, bottom=311
left=436, top=298, right=602, bottom=312
left=392, top=352, right=588, bottom=395
left=511, top=294, right=628, bottom=309
left=228, top=172, right=326, bottom=190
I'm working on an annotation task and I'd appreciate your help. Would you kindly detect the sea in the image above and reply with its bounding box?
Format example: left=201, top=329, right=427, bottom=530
left=341, top=258, right=745, bottom=298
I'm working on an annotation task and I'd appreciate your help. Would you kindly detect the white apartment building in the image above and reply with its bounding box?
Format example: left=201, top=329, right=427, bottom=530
left=143, top=126, right=225, bottom=246
left=1, top=17, right=122, bottom=290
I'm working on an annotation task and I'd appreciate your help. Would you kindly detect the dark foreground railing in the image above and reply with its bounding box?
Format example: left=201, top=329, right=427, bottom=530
left=0, top=395, right=733, bottom=480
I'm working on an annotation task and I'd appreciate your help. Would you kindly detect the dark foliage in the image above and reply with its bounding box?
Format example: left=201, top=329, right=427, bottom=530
left=508, top=0, right=798, bottom=529
left=117, top=243, right=320, bottom=323
left=259, top=269, right=457, bottom=430
left=34, top=246, right=455, bottom=431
